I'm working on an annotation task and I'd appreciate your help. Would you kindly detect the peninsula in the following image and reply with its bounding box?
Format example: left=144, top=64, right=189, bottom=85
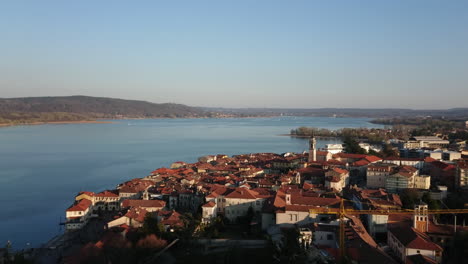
left=29, top=136, right=468, bottom=264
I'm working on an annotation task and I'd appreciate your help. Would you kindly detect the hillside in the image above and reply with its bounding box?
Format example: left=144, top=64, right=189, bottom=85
left=0, top=96, right=210, bottom=125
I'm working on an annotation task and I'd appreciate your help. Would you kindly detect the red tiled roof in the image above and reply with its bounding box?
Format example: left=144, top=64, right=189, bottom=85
left=77, top=191, right=95, bottom=197
left=202, top=201, right=216, bottom=208
left=122, top=199, right=166, bottom=208
left=95, top=190, right=119, bottom=197
left=124, top=207, right=148, bottom=223
left=332, top=167, right=348, bottom=174
left=389, top=226, right=442, bottom=251
left=290, top=193, right=340, bottom=207
left=353, top=159, right=370, bottom=167
left=364, top=155, right=382, bottom=163
left=67, top=198, right=92, bottom=212
left=334, top=153, right=367, bottom=159
left=225, top=188, right=258, bottom=199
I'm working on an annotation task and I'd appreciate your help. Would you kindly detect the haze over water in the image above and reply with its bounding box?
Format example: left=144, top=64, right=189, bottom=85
left=0, top=117, right=382, bottom=249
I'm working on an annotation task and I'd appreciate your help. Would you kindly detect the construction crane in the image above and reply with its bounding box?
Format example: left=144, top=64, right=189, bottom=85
left=309, top=199, right=468, bottom=260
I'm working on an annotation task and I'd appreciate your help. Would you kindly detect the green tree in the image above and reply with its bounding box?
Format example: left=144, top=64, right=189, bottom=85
left=400, top=189, right=419, bottom=209
left=343, top=136, right=366, bottom=154
left=381, top=143, right=399, bottom=158
left=141, top=213, right=165, bottom=237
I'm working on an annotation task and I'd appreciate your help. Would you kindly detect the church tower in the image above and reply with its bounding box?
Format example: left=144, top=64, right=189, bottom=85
left=413, top=202, right=429, bottom=232
left=308, top=137, right=317, bottom=163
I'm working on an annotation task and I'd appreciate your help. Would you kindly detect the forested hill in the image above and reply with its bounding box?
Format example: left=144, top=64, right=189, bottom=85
left=0, top=96, right=210, bottom=125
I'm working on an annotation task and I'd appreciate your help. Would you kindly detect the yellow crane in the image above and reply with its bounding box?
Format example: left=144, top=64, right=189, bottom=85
left=309, top=199, right=468, bottom=260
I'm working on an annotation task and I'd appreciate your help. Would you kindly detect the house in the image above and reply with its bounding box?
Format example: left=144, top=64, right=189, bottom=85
left=426, top=160, right=456, bottom=188
left=107, top=207, right=148, bottom=229
left=157, top=210, right=184, bottom=231
left=275, top=190, right=341, bottom=226
left=201, top=201, right=217, bottom=223
left=323, top=144, right=343, bottom=154
left=170, top=161, right=187, bottom=169
left=94, top=190, right=120, bottom=211
left=324, top=167, right=349, bottom=192
left=382, top=157, right=425, bottom=170
left=65, top=198, right=94, bottom=230
left=224, top=188, right=269, bottom=222
left=386, top=166, right=419, bottom=193
left=349, top=187, right=402, bottom=237
left=118, top=179, right=154, bottom=200
left=296, top=166, right=325, bottom=185
left=204, top=186, right=271, bottom=223
left=387, top=226, right=442, bottom=263
left=367, top=163, right=398, bottom=188
left=387, top=203, right=443, bottom=263
left=403, top=136, right=449, bottom=149
left=121, top=199, right=166, bottom=212
left=414, top=175, right=431, bottom=189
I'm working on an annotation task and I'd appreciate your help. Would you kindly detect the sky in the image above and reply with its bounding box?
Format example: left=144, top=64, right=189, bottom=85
left=0, top=0, right=467, bottom=109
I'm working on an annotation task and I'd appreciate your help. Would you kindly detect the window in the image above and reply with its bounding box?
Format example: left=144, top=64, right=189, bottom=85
left=256, top=201, right=260, bottom=205
left=327, top=234, right=333, bottom=240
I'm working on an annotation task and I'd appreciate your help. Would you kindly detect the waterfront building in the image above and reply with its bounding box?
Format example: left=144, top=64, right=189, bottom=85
left=65, top=198, right=94, bottom=230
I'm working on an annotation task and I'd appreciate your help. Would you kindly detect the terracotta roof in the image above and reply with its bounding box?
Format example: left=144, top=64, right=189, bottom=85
left=202, top=201, right=216, bottom=208
left=159, top=210, right=184, bottom=227
left=124, top=207, right=148, bottom=223
left=353, top=159, right=370, bottom=167
left=290, top=193, right=340, bottom=207
left=332, top=167, right=348, bottom=174
left=67, top=198, right=92, bottom=212
left=389, top=226, right=442, bottom=251
left=95, top=190, right=119, bottom=197
left=225, top=188, right=258, bottom=199
left=77, top=191, right=95, bottom=197
left=365, top=155, right=382, bottom=163
left=121, top=199, right=166, bottom=208
left=334, top=153, right=367, bottom=159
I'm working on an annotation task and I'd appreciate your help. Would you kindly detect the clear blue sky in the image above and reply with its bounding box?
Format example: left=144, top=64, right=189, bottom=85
left=1, top=0, right=467, bottom=109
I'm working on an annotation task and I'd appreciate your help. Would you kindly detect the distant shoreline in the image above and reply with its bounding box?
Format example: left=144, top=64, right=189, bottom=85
left=0, top=120, right=115, bottom=128
left=278, top=134, right=341, bottom=139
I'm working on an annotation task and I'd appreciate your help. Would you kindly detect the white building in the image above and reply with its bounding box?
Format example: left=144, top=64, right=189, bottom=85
left=201, top=201, right=217, bottom=223
left=387, top=204, right=443, bottom=263
left=414, top=175, right=431, bottom=189
left=324, top=167, right=349, bottom=192
left=205, top=187, right=269, bottom=223
left=65, top=198, right=94, bottom=230
left=323, top=144, right=343, bottom=154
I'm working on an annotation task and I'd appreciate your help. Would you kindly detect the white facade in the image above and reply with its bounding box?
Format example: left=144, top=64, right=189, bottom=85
left=414, top=175, right=431, bottom=189
left=276, top=210, right=311, bottom=226
left=202, top=205, right=217, bottom=223
left=367, top=214, right=388, bottom=237
left=323, top=144, right=343, bottom=154
left=224, top=197, right=265, bottom=222
left=387, top=230, right=441, bottom=263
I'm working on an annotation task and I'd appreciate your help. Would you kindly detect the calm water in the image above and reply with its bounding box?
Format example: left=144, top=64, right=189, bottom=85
left=0, top=117, right=382, bottom=249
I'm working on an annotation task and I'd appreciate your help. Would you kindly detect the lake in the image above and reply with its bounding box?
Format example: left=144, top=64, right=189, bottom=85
left=0, top=117, right=382, bottom=249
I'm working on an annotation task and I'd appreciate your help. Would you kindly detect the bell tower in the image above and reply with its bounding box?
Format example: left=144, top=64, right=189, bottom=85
left=413, top=202, right=429, bottom=232
left=308, top=137, right=317, bottom=162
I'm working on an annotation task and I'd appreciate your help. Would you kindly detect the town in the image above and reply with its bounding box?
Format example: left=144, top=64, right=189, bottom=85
left=40, top=132, right=468, bottom=264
